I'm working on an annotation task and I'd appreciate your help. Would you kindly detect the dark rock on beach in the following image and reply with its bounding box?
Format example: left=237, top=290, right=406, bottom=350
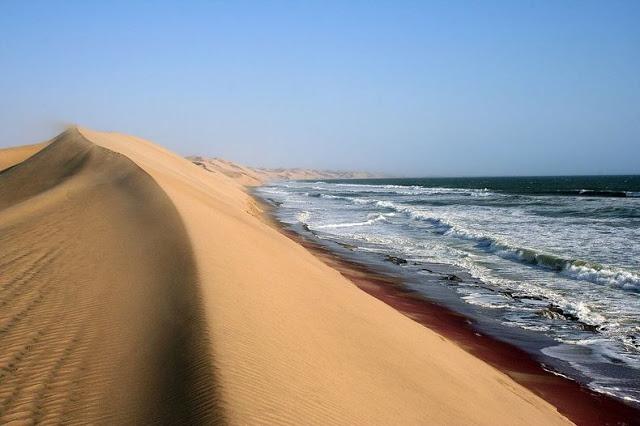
left=337, top=242, right=357, bottom=251
left=440, top=274, right=462, bottom=282
left=539, top=305, right=598, bottom=332
left=385, top=255, right=408, bottom=265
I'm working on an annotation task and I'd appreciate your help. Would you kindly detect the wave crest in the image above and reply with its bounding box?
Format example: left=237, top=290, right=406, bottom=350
left=375, top=200, right=640, bottom=292
left=315, top=213, right=391, bottom=229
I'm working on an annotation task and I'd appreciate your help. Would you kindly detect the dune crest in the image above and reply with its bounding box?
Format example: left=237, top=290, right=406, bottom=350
left=80, top=128, right=570, bottom=425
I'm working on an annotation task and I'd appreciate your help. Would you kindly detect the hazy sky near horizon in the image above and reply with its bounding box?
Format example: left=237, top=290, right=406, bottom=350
left=1, top=1, right=639, bottom=176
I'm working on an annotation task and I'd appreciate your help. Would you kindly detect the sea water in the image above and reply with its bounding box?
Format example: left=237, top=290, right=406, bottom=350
left=256, top=175, right=640, bottom=405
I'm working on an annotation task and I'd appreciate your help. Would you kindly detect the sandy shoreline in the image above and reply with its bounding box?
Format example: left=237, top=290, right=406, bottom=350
left=257, top=198, right=640, bottom=425
left=1, top=128, right=579, bottom=424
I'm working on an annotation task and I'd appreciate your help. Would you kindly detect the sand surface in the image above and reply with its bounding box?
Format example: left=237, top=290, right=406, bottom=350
left=0, top=128, right=571, bottom=424
left=0, top=142, right=49, bottom=171
left=0, top=131, right=218, bottom=424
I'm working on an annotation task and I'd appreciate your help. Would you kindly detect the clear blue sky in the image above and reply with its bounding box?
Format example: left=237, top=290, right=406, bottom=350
left=1, top=1, right=638, bottom=176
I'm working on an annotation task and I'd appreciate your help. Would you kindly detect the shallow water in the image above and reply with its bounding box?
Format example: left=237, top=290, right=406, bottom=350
left=256, top=175, right=640, bottom=406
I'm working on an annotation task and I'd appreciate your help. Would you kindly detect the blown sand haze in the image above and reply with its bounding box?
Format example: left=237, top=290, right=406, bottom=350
left=0, top=128, right=571, bottom=424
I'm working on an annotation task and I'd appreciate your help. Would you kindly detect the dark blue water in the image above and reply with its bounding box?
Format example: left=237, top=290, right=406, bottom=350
left=334, top=175, right=640, bottom=198
left=257, top=175, right=640, bottom=406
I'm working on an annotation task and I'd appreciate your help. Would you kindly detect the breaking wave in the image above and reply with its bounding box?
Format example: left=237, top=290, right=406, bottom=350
left=257, top=176, right=640, bottom=407
left=315, top=213, right=392, bottom=229
left=375, top=200, right=640, bottom=292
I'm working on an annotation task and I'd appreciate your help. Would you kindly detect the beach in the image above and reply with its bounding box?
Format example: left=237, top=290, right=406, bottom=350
left=264, top=206, right=640, bottom=425
left=256, top=177, right=640, bottom=407
left=1, top=128, right=580, bottom=424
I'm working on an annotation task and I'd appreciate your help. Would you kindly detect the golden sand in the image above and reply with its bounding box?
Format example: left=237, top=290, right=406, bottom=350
left=0, top=142, right=49, bottom=171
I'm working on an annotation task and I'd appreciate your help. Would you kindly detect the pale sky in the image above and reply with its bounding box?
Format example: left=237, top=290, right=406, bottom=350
left=1, top=1, right=638, bottom=176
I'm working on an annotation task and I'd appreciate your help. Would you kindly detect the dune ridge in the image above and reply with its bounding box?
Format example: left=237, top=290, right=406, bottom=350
left=79, top=128, right=570, bottom=425
left=0, top=129, right=221, bottom=424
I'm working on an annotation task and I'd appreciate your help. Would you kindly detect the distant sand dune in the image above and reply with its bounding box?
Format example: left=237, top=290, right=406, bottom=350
left=188, top=155, right=384, bottom=185
left=0, top=127, right=570, bottom=425
left=0, top=142, right=49, bottom=172
left=0, top=129, right=220, bottom=424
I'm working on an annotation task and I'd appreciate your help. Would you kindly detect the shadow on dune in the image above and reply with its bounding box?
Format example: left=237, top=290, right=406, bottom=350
left=0, top=129, right=223, bottom=424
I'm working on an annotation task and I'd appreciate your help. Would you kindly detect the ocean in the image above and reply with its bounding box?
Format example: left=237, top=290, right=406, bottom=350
left=256, top=175, right=640, bottom=406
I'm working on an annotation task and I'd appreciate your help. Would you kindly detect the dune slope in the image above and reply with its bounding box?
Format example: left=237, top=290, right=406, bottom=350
left=0, top=130, right=220, bottom=424
left=76, top=127, right=571, bottom=425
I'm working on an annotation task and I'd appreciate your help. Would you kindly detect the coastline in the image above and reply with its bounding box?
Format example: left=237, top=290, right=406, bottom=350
left=79, top=128, right=574, bottom=424
left=254, top=194, right=640, bottom=425
left=0, top=128, right=599, bottom=424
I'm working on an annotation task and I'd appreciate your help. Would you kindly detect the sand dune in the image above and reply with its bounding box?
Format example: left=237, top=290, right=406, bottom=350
left=0, top=127, right=570, bottom=424
left=0, top=130, right=219, bottom=424
left=0, top=142, right=49, bottom=171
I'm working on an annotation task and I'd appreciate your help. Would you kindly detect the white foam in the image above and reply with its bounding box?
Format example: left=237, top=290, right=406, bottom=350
left=563, top=263, right=640, bottom=291
left=315, top=213, right=390, bottom=229
left=263, top=178, right=640, bottom=405
left=296, top=210, right=310, bottom=223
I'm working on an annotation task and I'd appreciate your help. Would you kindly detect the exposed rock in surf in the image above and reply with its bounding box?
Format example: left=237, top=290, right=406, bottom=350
left=300, top=223, right=319, bottom=237
left=440, top=274, right=462, bottom=282
left=505, top=292, right=545, bottom=302
left=540, top=306, right=567, bottom=321
left=539, top=305, right=598, bottom=332
left=337, top=242, right=357, bottom=251
left=385, top=255, right=407, bottom=265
